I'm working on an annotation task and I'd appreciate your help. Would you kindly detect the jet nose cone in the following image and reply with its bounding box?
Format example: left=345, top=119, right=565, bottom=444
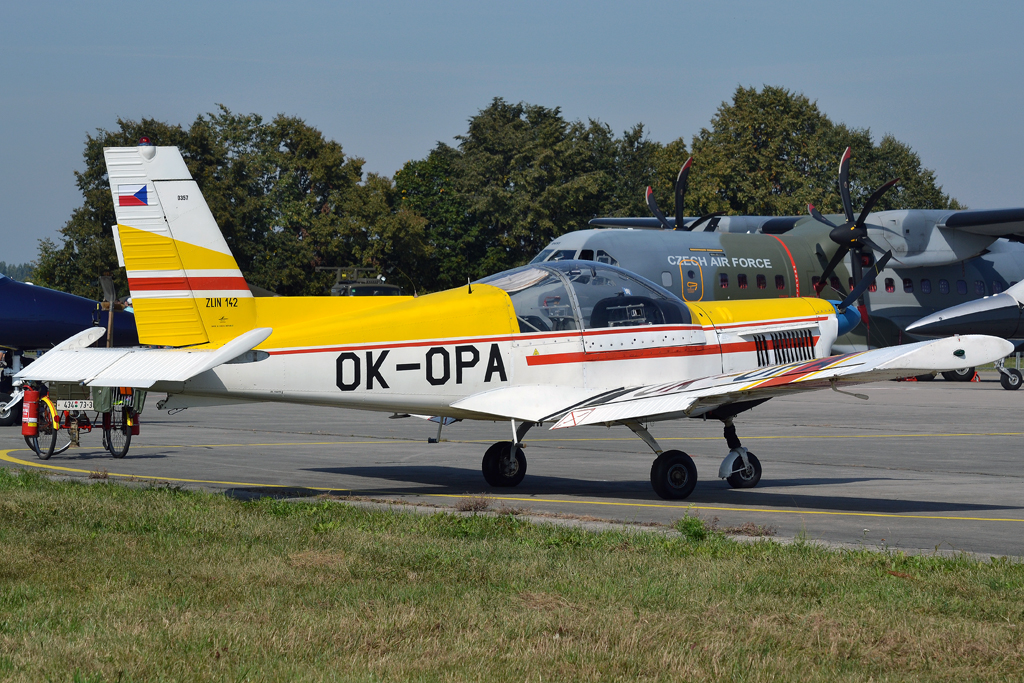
left=907, top=293, right=1023, bottom=338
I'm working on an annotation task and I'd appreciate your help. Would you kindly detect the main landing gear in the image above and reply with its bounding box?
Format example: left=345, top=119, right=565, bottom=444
left=629, top=417, right=762, bottom=500
left=481, top=420, right=533, bottom=487
left=478, top=417, right=765, bottom=501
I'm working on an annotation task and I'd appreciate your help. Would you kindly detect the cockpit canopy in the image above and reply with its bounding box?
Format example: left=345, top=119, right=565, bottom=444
left=476, top=261, right=691, bottom=333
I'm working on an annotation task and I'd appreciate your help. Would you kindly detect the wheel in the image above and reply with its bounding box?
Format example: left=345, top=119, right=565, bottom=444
left=650, top=450, right=698, bottom=500
left=1000, top=368, right=1022, bottom=391
left=725, top=452, right=762, bottom=489
left=942, top=367, right=975, bottom=382
left=104, top=406, right=133, bottom=458
left=27, top=404, right=71, bottom=460
left=914, top=373, right=936, bottom=382
left=481, top=441, right=526, bottom=487
left=0, top=393, right=19, bottom=427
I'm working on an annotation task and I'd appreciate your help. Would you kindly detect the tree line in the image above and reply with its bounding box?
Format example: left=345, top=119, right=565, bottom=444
left=34, top=86, right=962, bottom=299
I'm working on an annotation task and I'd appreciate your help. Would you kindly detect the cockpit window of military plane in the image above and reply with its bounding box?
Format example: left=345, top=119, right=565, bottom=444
left=531, top=248, right=619, bottom=266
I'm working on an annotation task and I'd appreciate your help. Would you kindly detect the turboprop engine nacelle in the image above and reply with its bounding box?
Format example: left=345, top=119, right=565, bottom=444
left=867, top=210, right=995, bottom=268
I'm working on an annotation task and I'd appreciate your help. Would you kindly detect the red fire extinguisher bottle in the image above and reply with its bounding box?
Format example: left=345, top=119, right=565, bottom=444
left=21, top=388, right=39, bottom=436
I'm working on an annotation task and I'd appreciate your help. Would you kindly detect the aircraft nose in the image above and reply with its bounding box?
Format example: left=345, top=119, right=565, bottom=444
left=906, top=292, right=1024, bottom=338
left=828, top=301, right=861, bottom=337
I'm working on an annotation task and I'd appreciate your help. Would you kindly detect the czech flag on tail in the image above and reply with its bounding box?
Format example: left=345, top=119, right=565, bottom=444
left=118, top=184, right=149, bottom=207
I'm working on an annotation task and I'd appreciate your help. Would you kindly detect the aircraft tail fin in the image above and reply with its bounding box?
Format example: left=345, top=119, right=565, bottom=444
left=104, top=143, right=255, bottom=347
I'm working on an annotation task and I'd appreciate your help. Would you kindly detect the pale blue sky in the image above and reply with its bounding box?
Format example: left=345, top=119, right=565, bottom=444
left=2, top=0, right=1022, bottom=264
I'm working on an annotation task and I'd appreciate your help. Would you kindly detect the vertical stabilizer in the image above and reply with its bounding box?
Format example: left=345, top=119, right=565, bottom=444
left=105, top=144, right=255, bottom=346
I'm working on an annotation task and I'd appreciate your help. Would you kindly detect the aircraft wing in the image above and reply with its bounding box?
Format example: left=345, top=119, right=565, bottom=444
left=546, top=335, right=1011, bottom=429
left=15, top=327, right=273, bottom=388
left=938, top=208, right=1024, bottom=236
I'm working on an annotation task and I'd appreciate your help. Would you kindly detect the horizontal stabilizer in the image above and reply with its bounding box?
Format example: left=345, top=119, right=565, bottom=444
left=17, top=328, right=272, bottom=388
left=550, top=335, right=1012, bottom=429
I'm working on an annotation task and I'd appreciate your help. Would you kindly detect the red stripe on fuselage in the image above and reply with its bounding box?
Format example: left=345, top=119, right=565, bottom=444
left=526, top=336, right=820, bottom=366
left=128, top=275, right=249, bottom=291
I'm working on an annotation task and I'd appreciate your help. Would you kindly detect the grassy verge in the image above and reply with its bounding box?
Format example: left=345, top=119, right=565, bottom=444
left=1, top=470, right=1022, bottom=682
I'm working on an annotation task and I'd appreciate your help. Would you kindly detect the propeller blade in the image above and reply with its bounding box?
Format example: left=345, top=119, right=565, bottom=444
left=838, top=147, right=854, bottom=223
left=686, top=210, right=726, bottom=232
left=702, top=214, right=724, bottom=232
left=675, top=158, right=692, bottom=228
left=862, top=236, right=890, bottom=255
left=814, top=246, right=849, bottom=294
left=855, top=178, right=900, bottom=226
left=838, top=250, right=893, bottom=312
left=646, top=186, right=672, bottom=230
left=808, top=204, right=838, bottom=228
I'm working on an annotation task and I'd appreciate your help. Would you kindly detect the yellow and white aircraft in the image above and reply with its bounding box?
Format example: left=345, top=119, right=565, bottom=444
left=16, top=143, right=1013, bottom=499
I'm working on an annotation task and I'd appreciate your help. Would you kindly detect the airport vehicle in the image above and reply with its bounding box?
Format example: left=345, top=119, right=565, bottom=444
left=14, top=144, right=1011, bottom=499
left=0, top=274, right=138, bottom=425
left=536, top=151, right=1024, bottom=368
left=907, top=280, right=1024, bottom=389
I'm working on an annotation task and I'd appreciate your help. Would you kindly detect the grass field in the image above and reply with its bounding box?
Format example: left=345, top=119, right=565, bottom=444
left=1, top=469, right=1022, bottom=682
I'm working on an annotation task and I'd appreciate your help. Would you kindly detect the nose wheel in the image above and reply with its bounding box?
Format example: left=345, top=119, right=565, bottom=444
left=482, top=441, right=527, bottom=487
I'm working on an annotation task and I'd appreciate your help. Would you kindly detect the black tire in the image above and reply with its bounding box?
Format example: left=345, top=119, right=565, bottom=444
left=914, top=373, right=936, bottom=382
left=104, top=406, right=132, bottom=459
left=0, top=393, right=19, bottom=427
left=1000, top=368, right=1022, bottom=391
left=725, top=452, right=762, bottom=489
left=942, top=367, right=975, bottom=382
left=481, top=441, right=526, bottom=487
left=27, top=404, right=70, bottom=460
left=650, top=450, right=698, bottom=500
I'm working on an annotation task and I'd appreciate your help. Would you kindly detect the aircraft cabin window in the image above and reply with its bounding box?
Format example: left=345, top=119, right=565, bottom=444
left=546, top=249, right=578, bottom=262
left=719, top=273, right=729, bottom=288
left=884, top=278, right=895, bottom=293
left=476, top=267, right=579, bottom=333
left=975, top=280, right=985, bottom=295
left=993, top=281, right=1004, bottom=294
left=661, top=272, right=672, bottom=287
left=757, top=274, right=766, bottom=289
left=848, top=277, right=855, bottom=291
left=578, top=249, right=595, bottom=261
left=775, top=275, right=785, bottom=290
left=921, top=279, right=932, bottom=294
left=868, top=281, right=877, bottom=293
left=830, top=276, right=842, bottom=293
left=738, top=274, right=748, bottom=289
left=595, top=250, right=618, bottom=266
left=956, top=280, right=968, bottom=295
left=811, top=276, right=820, bottom=290
left=565, top=266, right=690, bottom=329
left=939, top=279, right=949, bottom=294
left=530, top=249, right=554, bottom=264
left=903, top=278, right=913, bottom=293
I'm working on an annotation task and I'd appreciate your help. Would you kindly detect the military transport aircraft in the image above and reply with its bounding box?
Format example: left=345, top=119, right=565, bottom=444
left=535, top=150, right=1024, bottom=386
left=0, top=274, right=138, bottom=425
left=14, top=143, right=1011, bottom=499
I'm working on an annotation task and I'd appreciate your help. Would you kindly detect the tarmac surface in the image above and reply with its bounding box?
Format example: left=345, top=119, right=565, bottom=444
left=2, top=374, right=1022, bottom=557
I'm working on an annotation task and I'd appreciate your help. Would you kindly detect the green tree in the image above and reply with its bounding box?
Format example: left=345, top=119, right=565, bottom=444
left=0, top=262, right=36, bottom=282
left=686, top=86, right=961, bottom=216
left=36, top=108, right=426, bottom=298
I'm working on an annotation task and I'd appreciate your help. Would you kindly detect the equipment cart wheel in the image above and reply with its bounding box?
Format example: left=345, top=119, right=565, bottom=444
left=650, top=450, right=698, bottom=500
left=104, top=406, right=133, bottom=459
left=725, top=451, right=762, bottom=489
left=482, top=441, right=527, bottom=487
left=1000, top=368, right=1022, bottom=391
left=27, top=404, right=71, bottom=460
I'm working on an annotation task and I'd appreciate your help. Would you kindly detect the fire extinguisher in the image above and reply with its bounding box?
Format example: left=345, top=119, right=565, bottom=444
left=21, top=388, right=39, bottom=436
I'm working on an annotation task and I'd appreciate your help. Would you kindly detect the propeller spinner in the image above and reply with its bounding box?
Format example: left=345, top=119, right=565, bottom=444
left=809, top=147, right=899, bottom=294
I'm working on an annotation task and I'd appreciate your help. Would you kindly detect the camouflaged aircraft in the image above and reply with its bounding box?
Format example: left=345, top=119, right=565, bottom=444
left=13, top=142, right=1012, bottom=500
left=536, top=151, right=1024, bottom=386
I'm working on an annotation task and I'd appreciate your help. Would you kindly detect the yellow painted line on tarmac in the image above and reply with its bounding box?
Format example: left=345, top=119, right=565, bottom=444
left=425, top=493, right=1024, bottom=524
left=4, top=445, right=1023, bottom=525
left=0, top=449, right=341, bottom=490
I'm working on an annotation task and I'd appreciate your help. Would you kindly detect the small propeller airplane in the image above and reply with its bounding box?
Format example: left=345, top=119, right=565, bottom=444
left=14, top=142, right=1013, bottom=499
